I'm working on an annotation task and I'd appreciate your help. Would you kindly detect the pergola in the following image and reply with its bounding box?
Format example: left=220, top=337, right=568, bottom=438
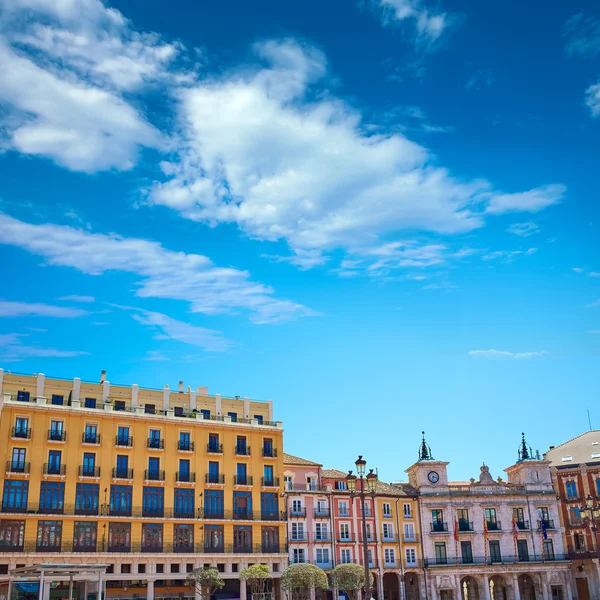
left=0, top=563, right=108, bottom=600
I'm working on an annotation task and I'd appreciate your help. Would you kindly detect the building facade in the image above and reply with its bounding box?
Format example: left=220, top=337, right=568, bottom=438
left=544, top=431, right=600, bottom=600
left=407, top=434, right=573, bottom=600
left=0, top=368, right=288, bottom=600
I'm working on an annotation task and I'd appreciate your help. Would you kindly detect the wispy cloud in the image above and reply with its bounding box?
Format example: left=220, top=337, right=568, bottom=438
left=586, top=83, right=600, bottom=118
left=589, top=330, right=600, bottom=335
left=59, top=295, right=95, bottom=303
left=465, top=69, right=495, bottom=91
left=143, top=350, right=170, bottom=361
left=0, top=333, right=87, bottom=362
left=0, top=214, right=316, bottom=324
left=506, top=222, right=539, bottom=237
left=572, top=267, right=584, bottom=273
left=468, top=349, right=548, bottom=359
left=0, top=300, right=88, bottom=318
left=564, top=13, right=600, bottom=58
left=587, top=298, right=600, bottom=309
left=486, top=185, right=565, bottom=215
left=572, top=267, right=600, bottom=278
left=482, top=248, right=537, bottom=262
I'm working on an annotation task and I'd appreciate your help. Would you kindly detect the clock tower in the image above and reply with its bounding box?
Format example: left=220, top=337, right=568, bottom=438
left=405, top=431, right=449, bottom=489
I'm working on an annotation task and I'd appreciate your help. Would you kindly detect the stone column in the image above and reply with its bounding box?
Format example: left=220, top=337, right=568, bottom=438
left=36, top=373, right=45, bottom=399
left=456, top=579, right=463, bottom=600
left=147, top=580, right=155, bottom=600
left=512, top=575, right=521, bottom=600
left=163, top=385, right=170, bottom=410
left=378, top=574, right=385, bottom=600
left=131, top=384, right=139, bottom=408
left=541, top=580, right=550, bottom=600
left=483, top=577, right=491, bottom=600
left=429, top=578, right=437, bottom=600
left=240, top=578, right=247, bottom=600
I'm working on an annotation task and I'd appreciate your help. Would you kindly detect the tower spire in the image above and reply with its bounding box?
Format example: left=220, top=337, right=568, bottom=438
left=419, top=431, right=433, bottom=461
left=518, top=432, right=532, bottom=462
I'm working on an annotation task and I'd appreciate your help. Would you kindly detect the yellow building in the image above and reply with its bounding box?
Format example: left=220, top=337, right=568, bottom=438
left=0, top=368, right=287, bottom=600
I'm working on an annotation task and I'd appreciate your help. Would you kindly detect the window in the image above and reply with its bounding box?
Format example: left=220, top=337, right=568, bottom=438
left=174, top=524, right=194, bottom=550
left=403, top=503, right=412, bottom=518
left=291, top=522, right=304, bottom=540
left=339, top=523, right=350, bottom=540
left=341, top=549, right=352, bottom=564
left=405, top=548, right=416, bottom=566
left=205, top=490, right=224, bottom=517
left=513, top=507, right=526, bottom=527
left=434, top=542, right=447, bottom=565
left=461, top=541, right=473, bottom=564
left=47, top=450, right=62, bottom=474
left=117, top=426, right=130, bottom=444
left=84, top=398, right=96, bottom=409
left=208, top=433, right=220, bottom=453
left=233, top=526, right=252, bottom=551
left=543, top=540, right=555, bottom=560
left=363, top=501, right=372, bottom=517
left=517, top=539, right=529, bottom=561
left=114, top=400, right=125, bottom=411
left=263, top=438, right=273, bottom=456
left=204, top=525, right=223, bottom=551
left=142, top=523, right=163, bottom=550
left=236, top=436, right=248, bottom=454
left=565, top=481, right=578, bottom=499
left=574, top=533, right=586, bottom=551
left=236, top=463, right=248, bottom=485
left=51, top=394, right=63, bottom=406
left=384, top=548, right=395, bottom=565
left=174, top=489, right=195, bottom=517
left=228, top=412, right=237, bottom=422
left=16, top=391, right=30, bottom=402
left=260, top=492, right=278, bottom=518
left=145, top=403, right=155, bottom=414
left=263, top=465, right=274, bottom=485
left=84, top=424, right=98, bottom=443
left=431, top=509, right=444, bottom=531
left=262, top=526, right=279, bottom=552
left=382, top=502, right=391, bottom=517
left=293, top=548, right=305, bottom=564
left=37, top=520, right=62, bottom=549
left=316, top=499, right=327, bottom=516
left=233, top=491, right=252, bottom=519
left=489, top=540, right=501, bottom=563
left=49, top=420, right=64, bottom=440
left=0, top=520, right=25, bottom=548
left=2, top=481, right=29, bottom=510
left=457, top=508, right=470, bottom=531
left=200, top=409, right=210, bottom=420
left=179, top=431, right=191, bottom=451
left=142, top=487, right=164, bottom=517
left=147, top=457, right=160, bottom=478
left=367, top=549, right=373, bottom=566
left=39, top=482, right=65, bottom=512
left=14, top=418, right=29, bottom=437
left=179, top=459, right=191, bottom=481
left=596, top=479, right=600, bottom=496
left=485, top=508, right=498, bottom=530
left=110, top=485, right=132, bottom=515
left=116, top=455, right=129, bottom=477
left=316, top=548, right=329, bottom=565
left=254, top=415, right=264, bottom=424
left=109, top=523, right=131, bottom=551
left=174, top=406, right=184, bottom=417
left=75, top=483, right=99, bottom=515
left=404, top=523, right=415, bottom=540
left=73, top=522, right=96, bottom=550
left=365, top=523, right=372, bottom=540
left=339, top=501, right=349, bottom=516
left=291, top=499, right=303, bottom=515
left=315, top=522, right=328, bottom=540
left=335, top=481, right=347, bottom=490
left=383, top=523, right=394, bottom=539
left=11, top=448, right=26, bottom=471
left=208, top=461, right=220, bottom=483
left=82, top=452, right=96, bottom=476
left=149, top=429, right=161, bottom=447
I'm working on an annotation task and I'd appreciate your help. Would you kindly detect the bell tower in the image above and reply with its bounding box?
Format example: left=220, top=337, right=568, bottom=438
left=405, top=431, right=449, bottom=489
left=504, top=433, right=552, bottom=485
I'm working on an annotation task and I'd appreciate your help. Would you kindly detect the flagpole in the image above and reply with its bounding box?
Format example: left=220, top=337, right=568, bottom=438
left=484, top=518, right=488, bottom=565
left=512, top=518, right=518, bottom=563
left=454, top=518, right=459, bottom=565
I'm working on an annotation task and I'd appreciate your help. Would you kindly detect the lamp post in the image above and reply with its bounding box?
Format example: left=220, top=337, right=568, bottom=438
left=579, top=495, right=600, bottom=560
left=346, top=456, right=378, bottom=600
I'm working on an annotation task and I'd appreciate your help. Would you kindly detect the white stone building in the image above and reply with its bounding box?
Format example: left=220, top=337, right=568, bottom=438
left=405, top=434, right=573, bottom=600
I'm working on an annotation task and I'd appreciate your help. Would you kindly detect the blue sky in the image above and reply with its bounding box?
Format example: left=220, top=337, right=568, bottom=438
left=0, top=0, right=599, bottom=482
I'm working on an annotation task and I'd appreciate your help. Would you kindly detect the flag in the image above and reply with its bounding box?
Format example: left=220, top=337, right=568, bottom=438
left=483, top=518, right=489, bottom=540
left=454, top=518, right=459, bottom=542
left=512, top=517, right=519, bottom=539
left=541, top=518, right=547, bottom=540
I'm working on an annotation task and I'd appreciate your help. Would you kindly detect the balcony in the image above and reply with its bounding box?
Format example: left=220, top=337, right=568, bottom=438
left=290, top=507, right=307, bottom=518
left=1, top=502, right=29, bottom=514
left=141, top=544, right=164, bottom=553
left=458, top=520, right=474, bottom=532
left=383, top=534, right=398, bottom=542
left=147, top=438, right=164, bottom=450
left=72, top=543, right=97, bottom=553
left=569, top=517, right=586, bottom=528
left=115, top=435, right=133, bottom=447
left=516, top=520, right=530, bottom=530
left=78, top=465, right=101, bottom=478
left=48, top=430, right=66, bottom=442
left=176, top=471, right=196, bottom=483
left=172, top=508, right=196, bottom=519
left=82, top=432, right=100, bottom=445
left=289, top=533, right=308, bottom=542
left=262, top=447, right=278, bottom=458
left=261, top=511, right=287, bottom=522
left=112, top=467, right=134, bottom=480
left=6, top=461, right=30, bottom=475
left=38, top=503, right=64, bottom=515
left=487, top=520, right=502, bottom=531
left=235, top=445, right=251, bottom=456
left=207, top=443, right=223, bottom=454
left=337, top=536, right=354, bottom=543
left=537, top=519, right=555, bottom=530
left=316, top=561, right=332, bottom=569
left=145, top=469, right=165, bottom=482
left=313, top=532, right=331, bottom=542
left=315, top=508, right=331, bottom=518
left=425, top=553, right=569, bottom=567
left=205, top=473, right=225, bottom=484
left=233, top=510, right=254, bottom=520
left=43, top=463, right=66, bottom=476
left=261, top=477, right=280, bottom=488
left=339, top=511, right=350, bottom=518
left=178, top=440, right=195, bottom=452
left=12, top=427, right=31, bottom=439
left=430, top=522, right=448, bottom=533
left=403, top=533, right=418, bottom=543
left=36, top=544, right=62, bottom=553
left=234, top=475, right=253, bottom=486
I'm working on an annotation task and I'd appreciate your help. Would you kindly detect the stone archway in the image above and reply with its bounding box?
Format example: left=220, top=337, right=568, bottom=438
left=404, top=573, right=419, bottom=600
left=489, top=576, right=508, bottom=600
left=383, top=573, right=399, bottom=600
left=518, top=575, right=536, bottom=600
left=460, top=577, right=480, bottom=600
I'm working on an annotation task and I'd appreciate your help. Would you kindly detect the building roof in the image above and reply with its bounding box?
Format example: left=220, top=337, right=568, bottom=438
left=283, top=453, right=322, bottom=467
left=322, top=468, right=348, bottom=478
left=544, top=430, right=600, bottom=468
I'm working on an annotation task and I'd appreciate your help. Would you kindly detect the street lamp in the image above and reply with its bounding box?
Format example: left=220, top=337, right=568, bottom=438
left=346, top=456, right=378, bottom=600
left=579, top=495, right=600, bottom=560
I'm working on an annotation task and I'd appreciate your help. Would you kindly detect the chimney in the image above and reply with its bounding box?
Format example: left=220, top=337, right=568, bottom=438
left=178, top=381, right=184, bottom=393
left=100, top=370, right=107, bottom=383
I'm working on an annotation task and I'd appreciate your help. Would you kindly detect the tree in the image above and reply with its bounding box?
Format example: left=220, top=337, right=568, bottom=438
left=186, top=567, right=225, bottom=600
left=331, top=564, right=373, bottom=600
left=240, top=564, right=272, bottom=600
left=281, top=563, right=328, bottom=600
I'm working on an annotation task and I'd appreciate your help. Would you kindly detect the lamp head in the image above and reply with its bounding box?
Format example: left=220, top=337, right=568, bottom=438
left=587, top=495, right=594, bottom=509
left=366, top=469, right=378, bottom=493
left=355, top=455, right=367, bottom=477
left=346, top=470, right=357, bottom=492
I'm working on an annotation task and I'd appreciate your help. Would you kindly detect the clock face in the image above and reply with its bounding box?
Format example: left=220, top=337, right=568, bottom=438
left=428, top=471, right=440, bottom=483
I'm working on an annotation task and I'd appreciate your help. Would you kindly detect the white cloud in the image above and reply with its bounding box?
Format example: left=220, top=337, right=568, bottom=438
left=589, top=330, right=600, bottom=335
left=468, top=349, right=548, bottom=359
left=148, top=39, right=563, bottom=267
left=465, top=69, right=495, bottom=91
left=587, top=298, right=600, bottom=309
left=572, top=267, right=584, bottom=273
left=0, top=333, right=87, bottom=362
left=132, top=309, right=233, bottom=352
left=261, top=249, right=328, bottom=270
left=0, top=213, right=315, bottom=324
left=506, top=222, right=539, bottom=237
left=589, top=272, right=600, bottom=278
left=0, top=300, right=88, bottom=318
left=59, top=295, right=95, bottom=302
left=564, top=13, right=600, bottom=58
left=482, top=248, right=537, bottom=262
left=486, top=184, right=565, bottom=215
left=586, top=83, right=600, bottom=117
